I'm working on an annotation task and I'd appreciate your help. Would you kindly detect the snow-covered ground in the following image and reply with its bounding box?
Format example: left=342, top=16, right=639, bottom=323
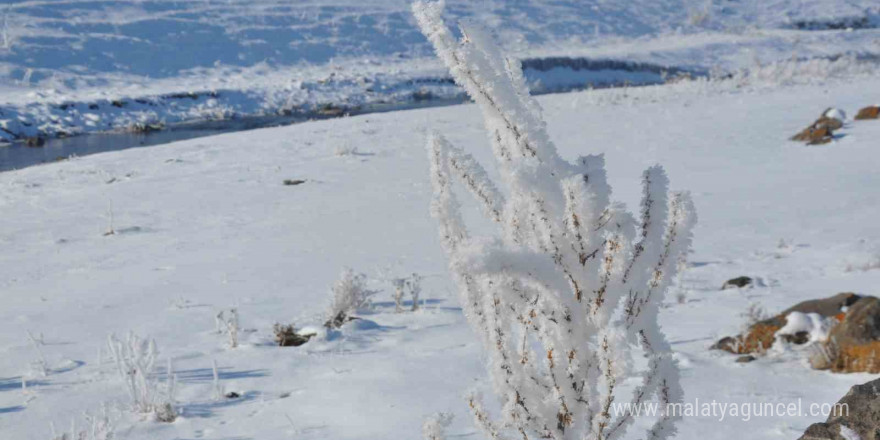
left=2, top=67, right=880, bottom=438
left=1, top=0, right=876, bottom=86
left=0, top=0, right=878, bottom=141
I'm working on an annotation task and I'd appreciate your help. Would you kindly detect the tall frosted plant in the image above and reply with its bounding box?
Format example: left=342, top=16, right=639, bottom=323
left=413, top=2, right=696, bottom=439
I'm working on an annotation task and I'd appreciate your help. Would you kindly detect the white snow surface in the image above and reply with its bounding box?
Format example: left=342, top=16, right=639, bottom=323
left=0, top=0, right=878, bottom=140
left=4, top=0, right=874, bottom=86
left=776, top=312, right=833, bottom=345
left=824, top=108, right=847, bottom=122
left=841, top=424, right=863, bottom=440
left=2, top=70, right=880, bottom=438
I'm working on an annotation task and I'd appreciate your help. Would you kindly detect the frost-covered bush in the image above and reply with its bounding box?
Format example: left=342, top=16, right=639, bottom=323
left=27, top=330, right=50, bottom=377
left=1, top=9, right=15, bottom=51
left=392, top=273, right=424, bottom=312
left=107, top=333, right=177, bottom=422
left=413, top=2, right=696, bottom=439
left=392, top=278, right=407, bottom=312
left=730, top=303, right=771, bottom=355
left=324, top=268, right=375, bottom=328
left=423, top=412, right=454, bottom=440
left=50, top=407, right=115, bottom=440
left=726, top=54, right=878, bottom=88
left=742, top=302, right=769, bottom=327
left=212, top=359, right=224, bottom=401
left=410, top=274, right=423, bottom=311
left=844, top=253, right=880, bottom=272
left=216, top=308, right=240, bottom=348
left=334, top=143, right=359, bottom=156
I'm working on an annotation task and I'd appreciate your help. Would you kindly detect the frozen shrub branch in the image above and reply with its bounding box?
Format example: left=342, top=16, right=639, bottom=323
left=393, top=273, right=424, bottom=312
left=393, top=278, right=407, bottom=312
left=226, top=308, right=240, bottom=348
left=423, top=412, right=455, bottom=440
left=27, top=330, right=50, bottom=377
left=324, top=268, right=376, bottom=328
left=214, top=308, right=241, bottom=348
left=107, top=333, right=177, bottom=422
left=50, top=406, right=115, bottom=440
left=413, top=2, right=696, bottom=439
left=212, top=359, right=224, bottom=401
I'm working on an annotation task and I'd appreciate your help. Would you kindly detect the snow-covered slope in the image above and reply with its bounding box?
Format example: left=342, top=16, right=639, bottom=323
left=1, top=0, right=875, bottom=83
left=0, top=0, right=878, bottom=141
left=0, top=0, right=688, bottom=82
left=2, top=71, right=880, bottom=439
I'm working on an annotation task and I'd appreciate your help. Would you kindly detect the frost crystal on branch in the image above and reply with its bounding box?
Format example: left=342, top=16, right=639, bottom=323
left=413, top=2, right=696, bottom=439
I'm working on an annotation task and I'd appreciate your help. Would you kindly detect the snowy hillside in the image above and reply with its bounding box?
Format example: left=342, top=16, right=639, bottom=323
left=1, top=0, right=876, bottom=83
left=3, top=2, right=880, bottom=439
left=2, top=67, right=880, bottom=439
left=0, top=0, right=878, bottom=141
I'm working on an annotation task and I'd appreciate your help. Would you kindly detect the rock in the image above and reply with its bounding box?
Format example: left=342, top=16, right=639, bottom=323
left=791, top=125, right=834, bottom=145
left=806, top=130, right=834, bottom=145
left=820, top=297, right=880, bottom=373
left=855, top=106, right=880, bottom=120
left=166, top=91, right=200, bottom=100
left=809, top=347, right=835, bottom=371
left=815, top=116, right=844, bottom=131
left=712, top=293, right=861, bottom=354
left=273, top=323, right=315, bottom=347
left=711, top=322, right=780, bottom=354
left=792, top=126, right=818, bottom=141
left=129, top=122, right=164, bottom=133
left=779, top=331, right=811, bottom=345
left=224, top=391, right=241, bottom=399
left=783, top=292, right=862, bottom=318
left=721, top=276, right=752, bottom=289
left=24, top=137, right=45, bottom=147
left=316, top=104, right=346, bottom=117
left=323, top=311, right=359, bottom=330
left=735, top=355, right=756, bottom=363
left=799, top=377, right=880, bottom=440
left=412, top=90, right=434, bottom=101
left=791, top=109, right=845, bottom=145
left=827, top=297, right=880, bottom=345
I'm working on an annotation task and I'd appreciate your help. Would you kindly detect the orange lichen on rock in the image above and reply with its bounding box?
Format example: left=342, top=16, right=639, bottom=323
left=791, top=110, right=845, bottom=145
left=830, top=341, right=880, bottom=374
left=812, top=297, right=880, bottom=373
left=713, top=322, right=781, bottom=354
left=791, top=125, right=833, bottom=144
left=712, top=293, right=862, bottom=356
left=854, top=106, right=880, bottom=120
